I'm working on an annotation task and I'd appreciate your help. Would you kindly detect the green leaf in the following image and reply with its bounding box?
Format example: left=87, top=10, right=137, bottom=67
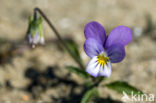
left=105, top=81, right=143, bottom=95
left=64, top=39, right=82, bottom=63
left=81, top=88, right=99, bottom=103
left=66, top=66, right=90, bottom=78
left=84, top=81, right=94, bottom=88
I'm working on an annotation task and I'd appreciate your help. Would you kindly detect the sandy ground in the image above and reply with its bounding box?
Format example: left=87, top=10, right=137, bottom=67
left=0, top=0, right=156, bottom=103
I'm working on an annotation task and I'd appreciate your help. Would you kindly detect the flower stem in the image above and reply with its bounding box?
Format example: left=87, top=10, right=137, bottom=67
left=34, top=7, right=85, bottom=70
left=33, top=9, right=37, bottom=21
left=89, top=77, right=104, bottom=89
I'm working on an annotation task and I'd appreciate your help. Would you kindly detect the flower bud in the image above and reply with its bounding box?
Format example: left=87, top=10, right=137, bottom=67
left=25, top=16, right=44, bottom=48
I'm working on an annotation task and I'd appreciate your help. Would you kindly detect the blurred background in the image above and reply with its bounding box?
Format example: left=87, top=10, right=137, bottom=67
left=0, top=0, right=156, bottom=103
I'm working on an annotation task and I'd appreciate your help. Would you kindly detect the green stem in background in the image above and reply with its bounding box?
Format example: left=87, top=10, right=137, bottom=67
left=34, top=7, right=85, bottom=70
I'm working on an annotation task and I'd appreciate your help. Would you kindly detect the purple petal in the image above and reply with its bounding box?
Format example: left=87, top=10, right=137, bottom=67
left=106, top=43, right=125, bottom=63
left=84, top=38, right=104, bottom=58
left=84, top=21, right=106, bottom=45
left=105, top=26, right=132, bottom=48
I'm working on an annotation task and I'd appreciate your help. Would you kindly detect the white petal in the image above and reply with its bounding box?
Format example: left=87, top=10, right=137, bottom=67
left=98, top=61, right=112, bottom=77
left=40, top=36, right=45, bottom=44
left=86, top=56, right=112, bottom=77
left=86, top=56, right=100, bottom=77
left=33, top=33, right=40, bottom=44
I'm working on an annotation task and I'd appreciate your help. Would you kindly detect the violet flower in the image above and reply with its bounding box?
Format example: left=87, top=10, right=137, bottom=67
left=84, top=21, right=132, bottom=77
left=25, top=16, right=44, bottom=48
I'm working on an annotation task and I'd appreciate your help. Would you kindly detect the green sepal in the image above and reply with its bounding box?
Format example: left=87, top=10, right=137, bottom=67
left=28, top=16, right=43, bottom=37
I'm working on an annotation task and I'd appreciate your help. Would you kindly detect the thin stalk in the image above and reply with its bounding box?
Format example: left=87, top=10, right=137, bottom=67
left=34, top=7, right=85, bottom=70
left=89, top=77, right=104, bottom=89
left=33, top=9, right=37, bottom=21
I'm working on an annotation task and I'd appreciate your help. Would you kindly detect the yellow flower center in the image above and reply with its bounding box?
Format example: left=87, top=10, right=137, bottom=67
left=97, top=53, right=109, bottom=66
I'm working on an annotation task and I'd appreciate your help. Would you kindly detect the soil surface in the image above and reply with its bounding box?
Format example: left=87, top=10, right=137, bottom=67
left=0, top=0, right=156, bottom=103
